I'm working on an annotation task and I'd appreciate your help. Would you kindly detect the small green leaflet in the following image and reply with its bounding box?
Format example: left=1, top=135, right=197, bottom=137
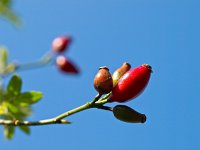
left=0, top=48, right=8, bottom=71
left=7, top=74, right=22, bottom=96
left=4, top=125, right=15, bottom=139
left=6, top=102, right=19, bottom=114
left=19, top=126, right=30, bottom=135
left=16, top=91, right=43, bottom=104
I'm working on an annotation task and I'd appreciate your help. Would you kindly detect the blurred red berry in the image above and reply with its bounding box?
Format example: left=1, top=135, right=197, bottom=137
left=56, top=56, right=79, bottom=74
left=52, top=36, right=71, bottom=53
left=109, top=64, right=152, bottom=103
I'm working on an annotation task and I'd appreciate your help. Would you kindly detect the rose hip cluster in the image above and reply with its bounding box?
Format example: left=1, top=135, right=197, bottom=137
left=52, top=36, right=79, bottom=74
left=93, top=63, right=152, bottom=123
left=94, top=63, right=152, bottom=103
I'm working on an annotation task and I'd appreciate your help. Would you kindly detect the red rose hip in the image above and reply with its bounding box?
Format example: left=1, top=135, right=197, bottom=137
left=109, top=64, right=152, bottom=103
left=52, top=36, right=71, bottom=53
left=56, top=56, right=79, bottom=74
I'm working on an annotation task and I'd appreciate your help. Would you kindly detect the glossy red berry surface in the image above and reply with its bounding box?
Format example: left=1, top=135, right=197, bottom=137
left=56, top=56, right=79, bottom=74
left=52, top=36, right=71, bottom=53
left=109, top=64, right=152, bottom=103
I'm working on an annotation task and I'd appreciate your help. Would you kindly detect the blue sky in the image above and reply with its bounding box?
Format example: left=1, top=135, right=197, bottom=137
left=1, top=0, right=200, bottom=149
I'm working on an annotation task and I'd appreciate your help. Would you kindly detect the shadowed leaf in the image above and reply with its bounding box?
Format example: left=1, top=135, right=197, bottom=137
left=0, top=0, right=11, bottom=7
left=19, top=126, right=30, bottom=135
left=4, top=125, right=15, bottom=139
left=7, top=74, right=22, bottom=96
left=6, top=102, right=19, bottom=113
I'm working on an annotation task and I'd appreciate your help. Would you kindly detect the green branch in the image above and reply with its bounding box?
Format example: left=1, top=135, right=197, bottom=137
left=0, top=96, right=109, bottom=126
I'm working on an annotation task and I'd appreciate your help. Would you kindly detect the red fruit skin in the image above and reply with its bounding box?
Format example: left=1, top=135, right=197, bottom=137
left=109, top=64, right=152, bottom=103
left=52, top=36, right=71, bottom=53
left=56, top=56, right=79, bottom=74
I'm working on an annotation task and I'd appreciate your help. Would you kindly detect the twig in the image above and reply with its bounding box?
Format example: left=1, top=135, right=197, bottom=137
left=90, top=93, right=102, bottom=105
left=0, top=119, right=70, bottom=126
left=0, top=98, right=108, bottom=126
left=16, top=51, right=53, bottom=71
left=0, top=51, right=53, bottom=77
left=96, top=105, right=113, bottom=111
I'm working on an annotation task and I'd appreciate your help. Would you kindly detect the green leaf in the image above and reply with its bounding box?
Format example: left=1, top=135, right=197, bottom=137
left=2, top=9, right=21, bottom=26
left=17, top=91, right=43, bottom=104
left=4, top=125, right=15, bottom=139
left=0, top=0, right=21, bottom=27
left=0, top=0, right=11, bottom=7
left=7, top=74, right=22, bottom=96
left=0, top=48, right=8, bottom=71
left=19, top=106, right=32, bottom=116
left=3, top=63, right=17, bottom=75
left=19, top=126, right=30, bottom=135
left=1, top=48, right=7, bottom=65
left=6, top=102, right=19, bottom=114
left=0, top=102, right=7, bottom=115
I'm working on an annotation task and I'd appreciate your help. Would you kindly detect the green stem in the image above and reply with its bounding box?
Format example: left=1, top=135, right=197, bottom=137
left=0, top=119, right=71, bottom=126
left=90, top=93, right=102, bottom=105
left=54, top=97, right=106, bottom=121
left=54, top=102, right=91, bottom=121
left=16, top=51, right=53, bottom=71
left=97, top=105, right=113, bottom=111
left=0, top=98, right=108, bottom=126
left=0, top=51, right=53, bottom=77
